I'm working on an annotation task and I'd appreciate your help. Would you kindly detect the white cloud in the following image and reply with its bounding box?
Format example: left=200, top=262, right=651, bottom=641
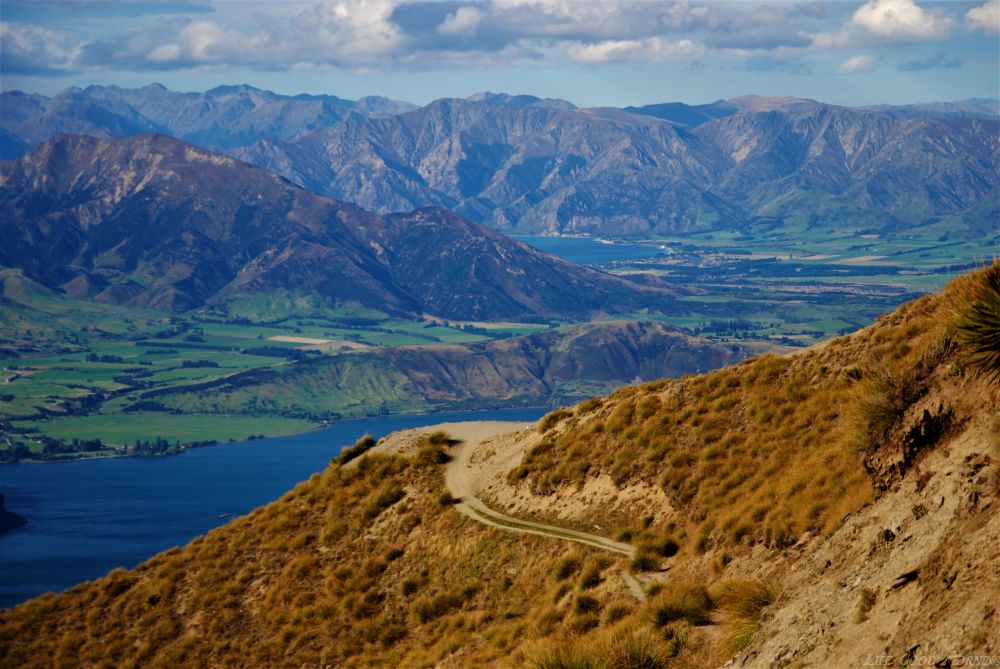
left=836, top=54, right=878, bottom=73
left=567, top=37, right=702, bottom=64
left=437, top=7, right=484, bottom=37
left=967, top=0, right=1000, bottom=34
left=147, top=43, right=182, bottom=63
left=810, top=0, right=954, bottom=53
left=0, top=22, right=80, bottom=74
left=3, top=0, right=978, bottom=77
left=302, top=1, right=406, bottom=61
left=849, top=0, right=952, bottom=39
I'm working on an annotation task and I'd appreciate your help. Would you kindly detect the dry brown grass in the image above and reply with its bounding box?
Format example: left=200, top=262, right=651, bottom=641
left=5, top=268, right=994, bottom=668
left=510, top=280, right=976, bottom=556
left=0, top=449, right=639, bottom=668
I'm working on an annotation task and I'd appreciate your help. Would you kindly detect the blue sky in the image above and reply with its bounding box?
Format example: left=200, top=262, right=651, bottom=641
left=1, top=0, right=997, bottom=106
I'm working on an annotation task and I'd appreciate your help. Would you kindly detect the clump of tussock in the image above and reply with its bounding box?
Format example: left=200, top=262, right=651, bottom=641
left=336, top=434, right=376, bottom=465
left=526, top=623, right=679, bottom=669
left=415, top=430, right=458, bottom=465
left=711, top=579, right=782, bottom=654
left=649, top=582, right=714, bottom=627
left=539, top=408, right=574, bottom=433
left=953, top=260, right=1000, bottom=385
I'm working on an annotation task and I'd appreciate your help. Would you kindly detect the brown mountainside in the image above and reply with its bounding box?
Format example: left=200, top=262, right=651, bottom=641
left=1, top=265, right=997, bottom=668
left=0, top=133, right=675, bottom=320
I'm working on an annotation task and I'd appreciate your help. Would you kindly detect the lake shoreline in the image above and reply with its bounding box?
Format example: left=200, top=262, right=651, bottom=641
left=0, top=404, right=553, bottom=465
left=0, top=406, right=552, bottom=609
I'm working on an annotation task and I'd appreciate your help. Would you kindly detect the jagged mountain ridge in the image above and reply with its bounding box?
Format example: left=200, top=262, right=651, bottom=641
left=0, top=84, right=416, bottom=151
left=3, top=85, right=995, bottom=236
left=0, top=133, right=675, bottom=319
left=236, top=97, right=998, bottom=235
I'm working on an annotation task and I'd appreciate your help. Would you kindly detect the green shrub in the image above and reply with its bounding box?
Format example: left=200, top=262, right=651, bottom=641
left=954, top=261, right=1000, bottom=385
left=856, top=364, right=906, bottom=441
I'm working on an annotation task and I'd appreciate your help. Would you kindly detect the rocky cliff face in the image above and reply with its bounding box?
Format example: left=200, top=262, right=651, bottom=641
left=0, top=133, right=675, bottom=319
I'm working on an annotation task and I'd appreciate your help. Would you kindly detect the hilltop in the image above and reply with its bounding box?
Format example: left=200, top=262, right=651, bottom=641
left=0, top=133, right=675, bottom=319
left=1, top=264, right=996, bottom=667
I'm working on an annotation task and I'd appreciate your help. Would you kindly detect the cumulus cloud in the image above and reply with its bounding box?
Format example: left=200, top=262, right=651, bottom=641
left=966, top=0, right=1000, bottom=34
left=811, top=0, right=954, bottom=51
left=437, top=7, right=484, bottom=37
left=0, top=0, right=979, bottom=77
left=837, top=54, right=878, bottom=73
left=0, top=22, right=80, bottom=75
left=850, top=0, right=952, bottom=39
left=567, top=37, right=703, bottom=64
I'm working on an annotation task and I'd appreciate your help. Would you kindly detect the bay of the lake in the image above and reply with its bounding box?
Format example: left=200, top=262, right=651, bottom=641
left=0, top=407, right=548, bottom=609
left=512, top=235, right=663, bottom=265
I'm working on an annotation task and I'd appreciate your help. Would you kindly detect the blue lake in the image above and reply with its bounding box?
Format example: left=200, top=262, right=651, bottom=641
left=513, top=235, right=664, bottom=265
left=0, top=407, right=548, bottom=609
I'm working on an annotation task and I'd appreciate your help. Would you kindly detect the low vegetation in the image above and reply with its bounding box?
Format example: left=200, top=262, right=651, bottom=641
left=336, top=434, right=376, bottom=465
left=4, top=266, right=996, bottom=667
left=509, top=269, right=985, bottom=557
left=953, top=260, right=1000, bottom=384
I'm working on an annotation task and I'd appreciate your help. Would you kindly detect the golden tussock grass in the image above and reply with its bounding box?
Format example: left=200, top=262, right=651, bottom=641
left=514, top=270, right=991, bottom=559
left=0, top=448, right=640, bottom=668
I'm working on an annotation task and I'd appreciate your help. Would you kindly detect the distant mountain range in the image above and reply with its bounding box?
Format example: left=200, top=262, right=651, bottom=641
left=2, top=85, right=997, bottom=237
left=0, top=133, right=675, bottom=319
left=0, top=84, right=415, bottom=155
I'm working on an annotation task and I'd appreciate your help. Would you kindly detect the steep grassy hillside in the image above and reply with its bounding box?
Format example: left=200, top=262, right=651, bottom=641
left=515, top=265, right=995, bottom=548
left=2, top=265, right=996, bottom=667
left=0, top=448, right=646, bottom=668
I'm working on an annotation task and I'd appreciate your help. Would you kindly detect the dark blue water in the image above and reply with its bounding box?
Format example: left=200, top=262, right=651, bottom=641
left=512, top=235, right=663, bottom=265
left=0, top=407, right=548, bottom=609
